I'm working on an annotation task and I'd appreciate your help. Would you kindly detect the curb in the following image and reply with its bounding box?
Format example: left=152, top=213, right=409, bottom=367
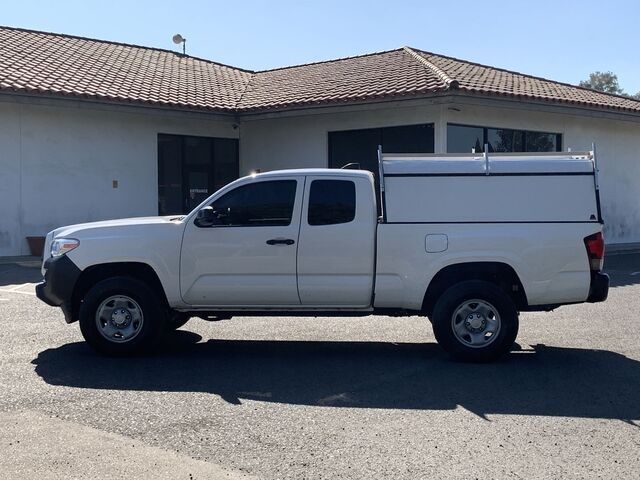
left=606, top=243, right=640, bottom=256
left=0, top=256, right=41, bottom=267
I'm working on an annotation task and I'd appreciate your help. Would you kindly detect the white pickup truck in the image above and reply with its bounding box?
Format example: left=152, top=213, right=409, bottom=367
left=36, top=149, right=609, bottom=361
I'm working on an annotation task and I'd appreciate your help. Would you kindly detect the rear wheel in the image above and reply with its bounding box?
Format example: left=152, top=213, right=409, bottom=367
left=79, top=276, right=167, bottom=356
left=432, top=280, right=519, bottom=362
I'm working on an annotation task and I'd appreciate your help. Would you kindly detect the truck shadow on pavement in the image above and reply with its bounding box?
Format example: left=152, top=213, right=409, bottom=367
left=32, top=331, right=640, bottom=422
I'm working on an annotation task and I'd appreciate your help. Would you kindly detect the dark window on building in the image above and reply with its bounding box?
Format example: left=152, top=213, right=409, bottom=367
left=328, top=124, right=434, bottom=215
left=329, top=128, right=381, bottom=173
left=328, top=124, right=434, bottom=174
left=447, top=124, right=484, bottom=154
left=158, top=135, right=183, bottom=216
left=447, top=124, right=562, bottom=153
left=158, top=134, right=239, bottom=215
left=208, top=180, right=297, bottom=227
left=381, top=124, right=435, bottom=153
left=308, top=180, right=356, bottom=226
left=487, top=128, right=523, bottom=153
left=525, top=131, right=559, bottom=152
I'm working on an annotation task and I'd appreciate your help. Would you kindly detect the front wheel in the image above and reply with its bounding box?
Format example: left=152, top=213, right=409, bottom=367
left=79, top=276, right=168, bottom=356
left=432, top=280, right=519, bottom=362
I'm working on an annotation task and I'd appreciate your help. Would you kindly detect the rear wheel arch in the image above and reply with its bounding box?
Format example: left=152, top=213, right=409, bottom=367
left=71, top=262, right=169, bottom=321
left=422, top=261, right=528, bottom=317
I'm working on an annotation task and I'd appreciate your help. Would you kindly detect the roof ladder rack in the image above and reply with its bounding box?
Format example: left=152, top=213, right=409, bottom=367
left=484, top=144, right=490, bottom=175
left=591, top=142, right=603, bottom=223
left=377, top=145, right=386, bottom=223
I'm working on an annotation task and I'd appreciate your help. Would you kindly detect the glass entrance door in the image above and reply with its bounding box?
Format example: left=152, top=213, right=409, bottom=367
left=158, top=134, right=239, bottom=215
left=186, top=170, right=210, bottom=212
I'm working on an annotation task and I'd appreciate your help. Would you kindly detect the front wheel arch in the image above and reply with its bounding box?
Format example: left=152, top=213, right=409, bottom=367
left=71, top=262, right=169, bottom=322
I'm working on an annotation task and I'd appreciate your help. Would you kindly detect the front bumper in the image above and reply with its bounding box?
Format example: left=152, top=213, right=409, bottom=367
left=35, top=255, right=82, bottom=323
left=587, top=271, right=609, bottom=303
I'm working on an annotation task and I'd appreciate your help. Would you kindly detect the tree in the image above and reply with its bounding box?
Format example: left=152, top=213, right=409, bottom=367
left=579, top=71, right=624, bottom=95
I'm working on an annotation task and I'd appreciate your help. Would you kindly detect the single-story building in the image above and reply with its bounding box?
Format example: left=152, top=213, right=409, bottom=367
left=1, top=26, right=639, bottom=256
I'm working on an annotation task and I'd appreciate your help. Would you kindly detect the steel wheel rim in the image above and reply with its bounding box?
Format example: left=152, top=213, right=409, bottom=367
left=95, top=295, right=144, bottom=343
left=451, top=299, right=501, bottom=349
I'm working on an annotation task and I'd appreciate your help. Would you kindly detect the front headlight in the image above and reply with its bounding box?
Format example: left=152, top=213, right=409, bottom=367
left=51, top=238, right=80, bottom=257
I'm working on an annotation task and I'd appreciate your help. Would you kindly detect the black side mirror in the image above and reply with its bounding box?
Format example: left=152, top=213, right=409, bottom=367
left=195, top=206, right=219, bottom=227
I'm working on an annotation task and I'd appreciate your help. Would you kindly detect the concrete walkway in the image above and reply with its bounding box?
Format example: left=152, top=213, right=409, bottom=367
left=0, top=411, right=255, bottom=480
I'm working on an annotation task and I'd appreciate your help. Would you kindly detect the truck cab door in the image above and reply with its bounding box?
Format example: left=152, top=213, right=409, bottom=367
left=180, top=176, right=304, bottom=306
left=297, top=174, right=377, bottom=307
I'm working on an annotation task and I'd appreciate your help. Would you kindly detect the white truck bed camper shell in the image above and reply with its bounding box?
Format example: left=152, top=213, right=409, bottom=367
left=379, top=150, right=601, bottom=224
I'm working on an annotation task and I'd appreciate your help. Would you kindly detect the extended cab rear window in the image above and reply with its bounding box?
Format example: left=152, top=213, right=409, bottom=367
left=208, top=180, right=297, bottom=226
left=308, top=180, right=356, bottom=226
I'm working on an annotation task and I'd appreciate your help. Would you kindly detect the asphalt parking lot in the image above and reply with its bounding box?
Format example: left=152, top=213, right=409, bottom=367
left=0, top=254, right=639, bottom=479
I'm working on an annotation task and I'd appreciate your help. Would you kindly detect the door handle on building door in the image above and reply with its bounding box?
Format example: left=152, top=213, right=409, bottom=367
left=266, top=238, right=295, bottom=246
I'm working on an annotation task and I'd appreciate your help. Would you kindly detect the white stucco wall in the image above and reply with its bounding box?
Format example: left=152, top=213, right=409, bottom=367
left=0, top=97, right=237, bottom=256
left=0, top=102, right=21, bottom=255
left=1, top=94, right=638, bottom=257
left=240, top=102, right=446, bottom=173
left=240, top=99, right=640, bottom=245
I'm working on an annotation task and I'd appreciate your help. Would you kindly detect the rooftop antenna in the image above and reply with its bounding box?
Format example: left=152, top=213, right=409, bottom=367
left=172, top=33, right=186, bottom=55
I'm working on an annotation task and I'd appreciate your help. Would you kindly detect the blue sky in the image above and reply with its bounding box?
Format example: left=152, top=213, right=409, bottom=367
left=3, top=0, right=639, bottom=94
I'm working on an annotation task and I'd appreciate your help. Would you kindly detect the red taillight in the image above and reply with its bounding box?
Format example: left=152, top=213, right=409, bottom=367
left=584, top=232, right=605, bottom=271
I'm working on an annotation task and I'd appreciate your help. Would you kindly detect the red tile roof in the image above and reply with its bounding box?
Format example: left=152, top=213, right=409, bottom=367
left=238, top=49, right=446, bottom=111
left=2, top=26, right=639, bottom=115
left=411, top=47, right=640, bottom=114
left=0, top=26, right=252, bottom=111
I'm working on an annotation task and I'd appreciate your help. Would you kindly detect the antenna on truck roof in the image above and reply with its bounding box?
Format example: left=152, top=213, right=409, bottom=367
left=340, top=162, right=361, bottom=169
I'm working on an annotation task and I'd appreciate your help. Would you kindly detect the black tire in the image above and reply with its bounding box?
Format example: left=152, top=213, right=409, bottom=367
left=431, top=280, right=519, bottom=362
left=79, top=276, right=168, bottom=356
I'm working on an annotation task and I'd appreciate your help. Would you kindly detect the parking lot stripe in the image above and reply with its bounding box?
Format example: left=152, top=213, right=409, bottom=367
left=0, top=288, right=36, bottom=296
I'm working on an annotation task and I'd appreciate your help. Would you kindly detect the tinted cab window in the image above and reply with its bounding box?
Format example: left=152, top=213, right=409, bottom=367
left=308, top=180, right=356, bottom=226
left=206, top=180, right=297, bottom=227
